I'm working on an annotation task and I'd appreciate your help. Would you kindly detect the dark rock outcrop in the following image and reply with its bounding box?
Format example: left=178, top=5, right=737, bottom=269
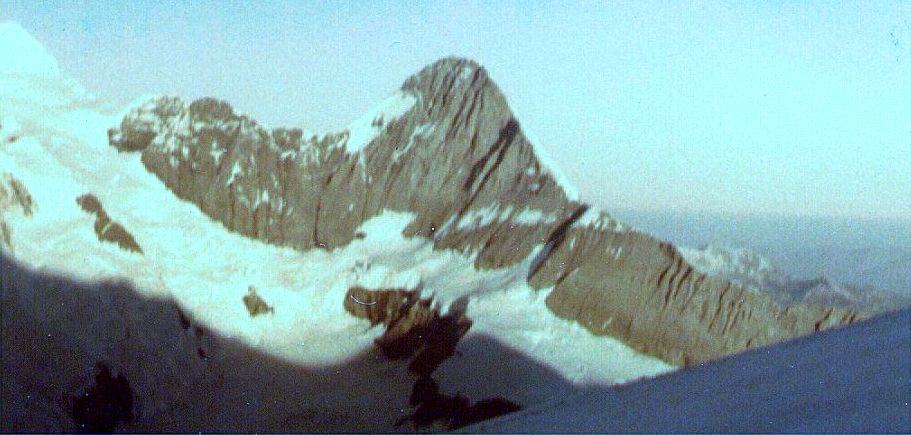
left=343, top=286, right=420, bottom=327
left=242, top=285, right=274, bottom=317
left=0, top=172, right=34, bottom=251
left=76, top=193, right=143, bottom=255
left=344, top=287, right=517, bottom=429
left=109, top=57, right=861, bottom=365
left=344, top=287, right=471, bottom=376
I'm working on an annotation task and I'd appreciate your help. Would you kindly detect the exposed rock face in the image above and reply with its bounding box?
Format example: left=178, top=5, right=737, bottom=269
left=109, top=57, right=860, bottom=365
left=0, top=172, right=34, bottom=251
left=344, top=287, right=471, bottom=376
left=242, top=286, right=274, bottom=317
left=343, top=286, right=420, bottom=327
left=343, top=286, right=516, bottom=429
left=532, top=230, right=860, bottom=365
left=76, top=194, right=143, bottom=254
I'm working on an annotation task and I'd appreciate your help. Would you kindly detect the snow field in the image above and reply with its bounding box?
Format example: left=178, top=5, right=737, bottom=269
left=1, top=21, right=674, bottom=398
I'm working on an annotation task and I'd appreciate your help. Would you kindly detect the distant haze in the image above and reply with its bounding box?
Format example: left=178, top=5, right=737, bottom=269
left=607, top=207, right=911, bottom=296
left=2, top=1, right=909, bottom=220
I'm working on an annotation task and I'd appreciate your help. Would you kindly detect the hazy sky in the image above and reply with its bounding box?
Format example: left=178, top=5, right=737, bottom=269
left=3, top=1, right=909, bottom=220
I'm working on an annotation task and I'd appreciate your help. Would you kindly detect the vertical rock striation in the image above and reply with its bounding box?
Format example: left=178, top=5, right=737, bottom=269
left=108, top=57, right=860, bottom=365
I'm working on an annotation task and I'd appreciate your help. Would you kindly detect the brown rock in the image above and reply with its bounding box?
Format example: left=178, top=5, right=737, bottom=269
left=343, top=287, right=471, bottom=376
left=0, top=173, right=35, bottom=251
left=76, top=193, right=143, bottom=255
left=110, top=57, right=862, bottom=366
left=343, top=286, right=418, bottom=326
left=243, top=286, right=274, bottom=317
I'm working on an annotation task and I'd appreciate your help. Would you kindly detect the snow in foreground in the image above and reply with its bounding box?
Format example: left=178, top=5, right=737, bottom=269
left=0, top=18, right=671, bottom=404
left=467, top=308, right=911, bottom=433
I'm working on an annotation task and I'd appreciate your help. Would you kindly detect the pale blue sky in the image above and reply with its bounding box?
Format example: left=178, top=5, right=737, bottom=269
left=3, top=1, right=909, bottom=219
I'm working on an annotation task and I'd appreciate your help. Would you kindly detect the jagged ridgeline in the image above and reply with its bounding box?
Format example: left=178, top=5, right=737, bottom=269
left=108, top=57, right=859, bottom=365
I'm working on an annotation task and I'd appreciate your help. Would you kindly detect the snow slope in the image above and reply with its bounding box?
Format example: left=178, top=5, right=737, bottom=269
left=0, top=22, right=60, bottom=76
left=0, top=100, right=672, bottom=369
left=467, top=308, right=911, bottom=433
left=0, top=20, right=672, bottom=430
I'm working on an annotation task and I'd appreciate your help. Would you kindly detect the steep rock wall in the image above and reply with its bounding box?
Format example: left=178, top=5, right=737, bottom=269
left=108, top=57, right=859, bottom=365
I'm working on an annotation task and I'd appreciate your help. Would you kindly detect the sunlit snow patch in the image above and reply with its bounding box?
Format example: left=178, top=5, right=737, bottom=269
left=457, top=204, right=512, bottom=230
left=1, top=39, right=674, bottom=391
left=514, top=207, right=559, bottom=226
left=343, top=90, right=417, bottom=154
left=463, top=286, right=673, bottom=383
left=572, top=208, right=628, bottom=232
left=456, top=204, right=560, bottom=231
left=392, top=122, right=435, bottom=161
left=0, top=22, right=61, bottom=76
left=0, top=21, right=92, bottom=102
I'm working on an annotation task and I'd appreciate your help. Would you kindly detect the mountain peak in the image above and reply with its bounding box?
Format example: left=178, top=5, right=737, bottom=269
left=400, top=57, right=579, bottom=201
left=400, top=56, right=492, bottom=120
left=0, top=21, right=61, bottom=77
left=404, top=57, right=484, bottom=90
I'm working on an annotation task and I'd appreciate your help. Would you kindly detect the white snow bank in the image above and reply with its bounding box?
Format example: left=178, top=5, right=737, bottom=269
left=1, top=34, right=673, bottom=393
left=456, top=204, right=560, bottom=231
left=462, top=286, right=673, bottom=385
left=469, top=309, right=911, bottom=433
left=573, top=207, right=628, bottom=232
left=0, top=22, right=92, bottom=104
left=514, top=207, right=559, bottom=226
left=457, top=204, right=511, bottom=230
left=344, top=91, right=417, bottom=154
left=678, top=244, right=775, bottom=284
left=0, top=22, right=60, bottom=77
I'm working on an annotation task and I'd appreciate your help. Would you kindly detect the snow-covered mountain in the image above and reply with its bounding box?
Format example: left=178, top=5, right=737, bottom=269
left=679, top=244, right=911, bottom=313
left=1, top=21, right=903, bottom=432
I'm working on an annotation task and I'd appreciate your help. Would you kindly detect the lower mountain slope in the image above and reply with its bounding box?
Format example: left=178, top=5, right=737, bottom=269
left=109, top=57, right=859, bottom=365
left=0, top=43, right=670, bottom=431
left=0, top=21, right=883, bottom=431
left=3, top=250, right=626, bottom=432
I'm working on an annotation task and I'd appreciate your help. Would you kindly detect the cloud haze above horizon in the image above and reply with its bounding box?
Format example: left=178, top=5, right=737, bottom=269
left=3, top=0, right=909, bottom=220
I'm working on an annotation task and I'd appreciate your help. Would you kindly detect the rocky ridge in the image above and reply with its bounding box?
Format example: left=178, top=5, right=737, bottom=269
left=108, top=57, right=860, bottom=365
left=679, top=244, right=911, bottom=314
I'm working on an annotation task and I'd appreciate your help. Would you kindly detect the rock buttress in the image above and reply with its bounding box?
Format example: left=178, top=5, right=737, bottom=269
left=526, top=223, right=860, bottom=365
left=109, top=57, right=859, bottom=365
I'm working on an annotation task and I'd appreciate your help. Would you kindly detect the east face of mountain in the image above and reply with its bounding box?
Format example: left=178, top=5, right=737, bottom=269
left=108, top=57, right=861, bottom=365
left=679, top=245, right=911, bottom=314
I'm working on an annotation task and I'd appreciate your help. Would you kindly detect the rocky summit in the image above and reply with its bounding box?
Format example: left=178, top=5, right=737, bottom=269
left=109, top=57, right=860, bottom=366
